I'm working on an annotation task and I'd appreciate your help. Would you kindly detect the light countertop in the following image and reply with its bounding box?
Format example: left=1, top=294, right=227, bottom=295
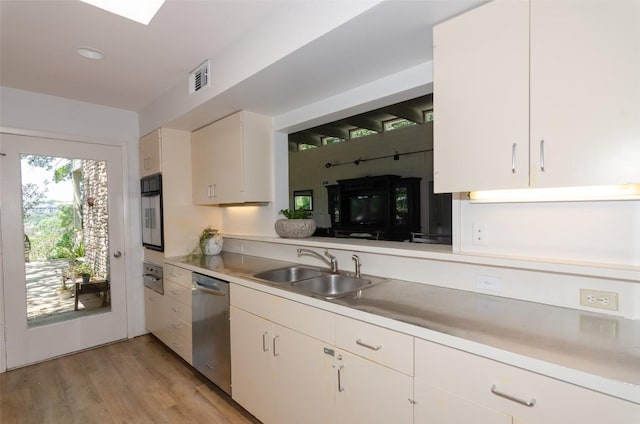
left=167, top=252, right=640, bottom=405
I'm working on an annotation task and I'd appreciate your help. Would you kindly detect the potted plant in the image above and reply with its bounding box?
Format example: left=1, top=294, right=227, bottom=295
left=199, top=226, right=223, bottom=256
left=74, top=262, right=93, bottom=284
left=274, top=209, right=316, bottom=238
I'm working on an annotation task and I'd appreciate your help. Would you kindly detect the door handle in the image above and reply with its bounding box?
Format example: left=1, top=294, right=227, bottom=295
left=113, top=251, right=122, bottom=258
left=337, top=365, right=345, bottom=392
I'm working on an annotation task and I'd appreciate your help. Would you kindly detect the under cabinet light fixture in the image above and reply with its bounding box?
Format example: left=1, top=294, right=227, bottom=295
left=469, top=184, right=640, bottom=203
left=80, top=0, right=166, bottom=25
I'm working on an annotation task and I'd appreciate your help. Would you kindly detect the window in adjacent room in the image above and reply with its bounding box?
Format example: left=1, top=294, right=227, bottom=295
left=293, top=190, right=313, bottom=211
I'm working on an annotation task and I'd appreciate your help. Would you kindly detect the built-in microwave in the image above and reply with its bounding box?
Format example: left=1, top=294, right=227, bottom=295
left=141, top=173, right=164, bottom=251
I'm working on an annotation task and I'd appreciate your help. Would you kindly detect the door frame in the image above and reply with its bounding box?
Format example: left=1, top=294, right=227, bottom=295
left=0, top=126, right=139, bottom=372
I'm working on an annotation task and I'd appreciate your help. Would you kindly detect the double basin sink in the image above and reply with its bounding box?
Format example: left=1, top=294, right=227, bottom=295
left=252, top=266, right=378, bottom=299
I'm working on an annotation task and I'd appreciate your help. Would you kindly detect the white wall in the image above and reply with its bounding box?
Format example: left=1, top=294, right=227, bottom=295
left=457, top=199, right=640, bottom=266
left=0, top=87, right=146, bottom=352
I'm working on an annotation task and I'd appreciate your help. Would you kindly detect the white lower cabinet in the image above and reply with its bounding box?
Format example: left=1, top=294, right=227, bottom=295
left=415, top=338, right=640, bottom=424
left=143, top=287, right=164, bottom=335
left=414, top=379, right=511, bottom=424
left=144, top=264, right=193, bottom=364
left=230, top=285, right=413, bottom=424
left=335, top=349, right=413, bottom=424
left=230, top=306, right=334, bottom=424
left=229, top=306, right=276, bottom=424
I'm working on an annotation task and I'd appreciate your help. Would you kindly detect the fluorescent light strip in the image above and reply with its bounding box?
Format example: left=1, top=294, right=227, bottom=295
left=469, top=184, right=640, bottom=203
left=80, top=0, right=166, bottom=25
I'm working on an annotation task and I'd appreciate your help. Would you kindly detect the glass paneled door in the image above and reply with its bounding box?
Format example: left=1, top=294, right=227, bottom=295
left=0, top=133, right=128, bottom=369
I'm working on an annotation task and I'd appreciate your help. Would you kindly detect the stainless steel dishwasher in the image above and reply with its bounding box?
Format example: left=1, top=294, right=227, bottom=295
left=192, top=272, right=231, bottom=395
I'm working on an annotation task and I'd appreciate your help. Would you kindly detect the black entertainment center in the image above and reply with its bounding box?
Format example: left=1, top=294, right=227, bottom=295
left=325, top=175, right=421, bottom=241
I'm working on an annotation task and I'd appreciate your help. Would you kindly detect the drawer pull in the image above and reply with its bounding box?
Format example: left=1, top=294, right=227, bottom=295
left=356, top=339, right=382, bottom=351
left=337, top=365, right=345, bottom=392
left=491, top=384, right=536, bottom=407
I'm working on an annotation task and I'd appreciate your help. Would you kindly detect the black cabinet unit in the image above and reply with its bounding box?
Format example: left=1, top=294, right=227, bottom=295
left=326, top=175, right=421, bottom=241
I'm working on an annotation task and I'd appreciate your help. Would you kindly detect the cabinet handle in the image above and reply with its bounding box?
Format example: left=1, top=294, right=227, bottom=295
left=262, top=332, right=269, bottom=352
left=356, top=339, right=382, bottom=351
left=337, top=365, right=345, bottom=392
left=207, top=184, right=217, bottom=198
left=273, top=335, right=280, bottom=357
left=490, top=384, right=536, bottom=407
left=511, top=143, right=517, bottom=173
left=540, top=139, right=545, bottom=172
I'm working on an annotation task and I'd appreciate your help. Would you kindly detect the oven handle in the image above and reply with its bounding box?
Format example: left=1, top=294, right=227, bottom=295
left=193, top=279, right=226, bottom=296
left=143, top=274, right=161, bottom=282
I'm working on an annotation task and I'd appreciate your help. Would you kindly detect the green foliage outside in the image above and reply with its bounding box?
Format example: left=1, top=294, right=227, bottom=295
left=22, top=155, right=78, bottom=261
left=28, top=204, right=79, bottom=261
left=294, top=195, right=312, bottom=211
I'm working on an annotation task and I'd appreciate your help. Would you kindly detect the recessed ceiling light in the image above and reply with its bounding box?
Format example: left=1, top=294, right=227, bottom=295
left=76, top=47, right=104, bottom=60
left=80, top=0, right=166, bottom=25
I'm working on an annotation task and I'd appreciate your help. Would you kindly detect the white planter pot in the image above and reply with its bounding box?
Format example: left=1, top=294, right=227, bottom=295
left=203, top=234, right=223, bottom=255
left=274, top=219, right=316, bottom=238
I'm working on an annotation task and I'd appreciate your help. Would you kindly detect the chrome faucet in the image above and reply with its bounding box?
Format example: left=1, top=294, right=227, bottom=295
left=297, top=248, right=339, bottom=273
left=352, top=255, right=361, bottom=278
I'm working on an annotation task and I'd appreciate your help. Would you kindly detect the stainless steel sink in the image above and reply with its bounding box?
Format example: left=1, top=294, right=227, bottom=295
left=292, top=274, right=372, bottom=299
left=253, top=266, right=328, bottom=284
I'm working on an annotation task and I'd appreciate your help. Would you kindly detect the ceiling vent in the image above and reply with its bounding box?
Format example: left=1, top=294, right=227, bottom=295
left=189, top=60, right=210, bottom=94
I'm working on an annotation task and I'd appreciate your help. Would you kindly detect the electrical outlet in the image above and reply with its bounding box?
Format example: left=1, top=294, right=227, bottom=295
left=472, top=223, right=487, bottom=245
left=579, top=289, right=619, bottom=311
left=476, top=275, right=501, bottom=292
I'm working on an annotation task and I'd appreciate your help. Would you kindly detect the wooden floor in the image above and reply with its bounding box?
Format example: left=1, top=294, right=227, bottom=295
left=0, top=335, right=259, bottom=424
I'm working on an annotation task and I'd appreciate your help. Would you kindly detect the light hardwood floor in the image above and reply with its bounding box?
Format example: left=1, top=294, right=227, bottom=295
left=0, top=335, right=259, bottom=423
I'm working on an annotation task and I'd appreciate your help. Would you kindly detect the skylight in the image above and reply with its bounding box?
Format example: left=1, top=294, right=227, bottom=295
left=80, top=0, right=166, bottom=25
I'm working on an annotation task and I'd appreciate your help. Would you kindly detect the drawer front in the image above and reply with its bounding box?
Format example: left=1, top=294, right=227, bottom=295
left=165, top=280, right=192, bottom=306
left=415, top=338, right=640, bottom=424
left=164, top=263, right=191, bottom=287
left=335, top=315, right=413, bottom=376
left=231, top=283, right=334, bottom=344
left=166, top=322, right=192, bottom=364
left=166, top=296, right=191, bottom=324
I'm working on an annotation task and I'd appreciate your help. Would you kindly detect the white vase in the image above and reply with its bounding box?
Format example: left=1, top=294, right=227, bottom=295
left=203, top=234, right=223, bottom=255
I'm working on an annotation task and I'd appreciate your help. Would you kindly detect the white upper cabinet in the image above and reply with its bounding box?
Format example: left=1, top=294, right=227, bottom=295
left=529, top=0, right=640, bottom=188
left=191, top=111, right=272, bottom=205
left=139, top=129, right=162, bottom=177
left=433, top=0, right=529, bottom=193
left=433, top=0, right=640, bottom=193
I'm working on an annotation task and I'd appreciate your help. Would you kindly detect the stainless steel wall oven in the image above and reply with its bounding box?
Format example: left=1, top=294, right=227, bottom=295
left=141, top=173, right=164, bottom=251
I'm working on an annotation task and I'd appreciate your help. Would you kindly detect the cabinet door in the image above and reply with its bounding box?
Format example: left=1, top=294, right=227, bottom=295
left=335, top=349, right=413, bottom=424
left=433, top=0, right=529, bottom=193
left=274, top=325, right=336, bottom=424
left=414, top=379, right=511, bottom=424
left=230, top=306, right=276, bottom=424
left=191, top=113, right=243, bottom=205
left=139, top=130, right=161, bottom=177
left=143, top=287, right=163, bottom=335
left=530, top=0, right=640, bottom=188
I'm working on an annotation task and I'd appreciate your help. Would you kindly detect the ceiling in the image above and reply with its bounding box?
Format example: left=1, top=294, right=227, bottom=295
left=1, top=0, right=484, bottom=131
left=289, top=94, right=433, bottom=149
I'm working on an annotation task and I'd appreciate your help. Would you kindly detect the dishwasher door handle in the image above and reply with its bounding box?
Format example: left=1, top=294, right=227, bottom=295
left=193, top=279, right=226, bottom=296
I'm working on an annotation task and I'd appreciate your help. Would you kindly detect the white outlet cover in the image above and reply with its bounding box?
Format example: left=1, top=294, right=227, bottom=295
left=476, top=275, right=501, bottom=292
